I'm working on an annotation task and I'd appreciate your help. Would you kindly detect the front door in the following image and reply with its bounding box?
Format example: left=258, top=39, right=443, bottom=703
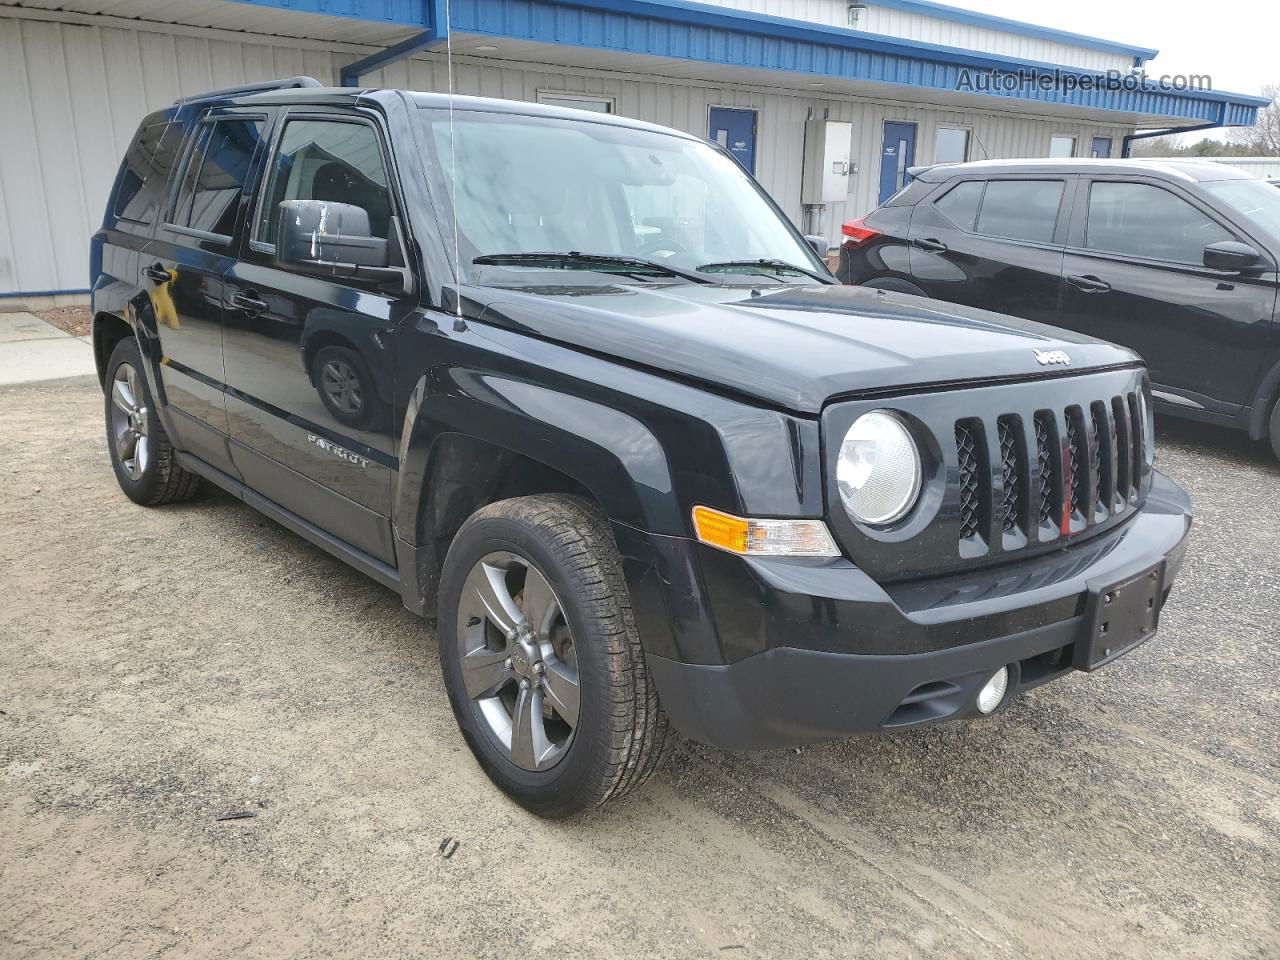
left=708, top=107, right=757, bottom=175
left=221, top=110, right=410, bottom=566
left=1060, top=177, right=1278, bottom=413
left=879, top=121, right=917, bottom=204
left=144, top=110, right=268, bottom=472
left=1090, top=137, right=1113, bottom=159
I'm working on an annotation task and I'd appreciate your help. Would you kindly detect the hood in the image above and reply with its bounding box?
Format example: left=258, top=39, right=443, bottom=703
left=470, top=282, right=1141, bottom=414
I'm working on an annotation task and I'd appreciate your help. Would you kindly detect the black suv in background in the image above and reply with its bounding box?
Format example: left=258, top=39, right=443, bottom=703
left=92, top=80, right=1193, bottom=816
left=837, top=160, right=1280, bottom=457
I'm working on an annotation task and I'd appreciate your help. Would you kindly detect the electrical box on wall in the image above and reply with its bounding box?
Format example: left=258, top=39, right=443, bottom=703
left=801, top=119, right=855, bottom=205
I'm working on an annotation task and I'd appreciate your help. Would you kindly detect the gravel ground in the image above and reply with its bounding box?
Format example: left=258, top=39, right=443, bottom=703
left=2, top=376, right=1277, bottom=960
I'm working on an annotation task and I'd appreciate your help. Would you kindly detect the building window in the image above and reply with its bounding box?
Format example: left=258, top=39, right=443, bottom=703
left=1049, top=135, right=1077, bottom=158
left=537, top=92, right=614, bottom=114
left=934, top=126, right=970, bottom=165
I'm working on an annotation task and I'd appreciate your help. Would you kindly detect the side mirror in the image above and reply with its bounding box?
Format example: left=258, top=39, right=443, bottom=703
left=1203, top=239, right=1263, bottom=272
left=804, top=234, right=829, bottom=260
left=276, top=200, right=414, bottom=295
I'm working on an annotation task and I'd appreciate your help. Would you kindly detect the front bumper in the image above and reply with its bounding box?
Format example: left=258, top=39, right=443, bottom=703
left=644, top=471, right=1192, bottom=750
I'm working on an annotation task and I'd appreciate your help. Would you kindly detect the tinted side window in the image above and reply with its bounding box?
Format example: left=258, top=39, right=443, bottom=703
left=1086, top=182, right=1232, bottom=263
left=256, top=119, right=391, bottom=245
left=933, top=180, right=983, bottom=230
left=976, top=180, right=1064, bottom=243
left=113, top=122, right=168, bottom=224
left=169, top=117, right=266, bottom=237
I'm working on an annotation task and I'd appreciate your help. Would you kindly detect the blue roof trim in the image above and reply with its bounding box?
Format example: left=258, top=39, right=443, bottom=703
left=863, top=0, right=1159, bottom=63
left=226, top=0, right=429, bottom=26
left=450, top=0, right=1268, bottom=123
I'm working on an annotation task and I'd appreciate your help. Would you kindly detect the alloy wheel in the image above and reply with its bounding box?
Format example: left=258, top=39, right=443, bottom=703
left=320, top=358, right=362, bottom=414
left=110, top=362, right=150, bottom=481
left=456, top=551, right=581, bottom=772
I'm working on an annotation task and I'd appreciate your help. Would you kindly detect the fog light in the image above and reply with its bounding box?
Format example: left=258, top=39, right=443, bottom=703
left=976, top=667, right=1009, bottom=714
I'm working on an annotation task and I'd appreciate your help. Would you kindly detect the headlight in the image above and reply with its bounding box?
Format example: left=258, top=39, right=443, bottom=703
left=837, top=410, right=922, bottom=526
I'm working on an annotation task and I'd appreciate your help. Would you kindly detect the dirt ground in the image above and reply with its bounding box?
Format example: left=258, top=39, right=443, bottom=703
left=27, top=305, right=93, bottom=338
left=2, top=376, right=1278, bottom=960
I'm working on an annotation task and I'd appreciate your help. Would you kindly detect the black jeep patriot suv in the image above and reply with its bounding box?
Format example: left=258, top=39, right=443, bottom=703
left=91, top=78, right=1193, bottom=816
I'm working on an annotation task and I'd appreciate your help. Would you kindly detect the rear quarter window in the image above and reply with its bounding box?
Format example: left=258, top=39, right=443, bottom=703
left=933, top=180, right=983, bottom=230
left=112, top=122, right=169, bottom=224
left=975, top=180, right=1064, bottom=243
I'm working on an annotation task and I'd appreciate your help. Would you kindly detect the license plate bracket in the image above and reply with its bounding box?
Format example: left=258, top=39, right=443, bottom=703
left=1076, top=562, right=1165, bottom=672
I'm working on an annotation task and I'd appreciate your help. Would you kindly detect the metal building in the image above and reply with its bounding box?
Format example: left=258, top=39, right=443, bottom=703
left=0, top=0, right=1269, bottom=305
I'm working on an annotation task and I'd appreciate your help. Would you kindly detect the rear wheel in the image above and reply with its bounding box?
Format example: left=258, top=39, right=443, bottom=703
left=437, top=494, right=669, bottom=817
left=104, top=337, right=200, bottom=506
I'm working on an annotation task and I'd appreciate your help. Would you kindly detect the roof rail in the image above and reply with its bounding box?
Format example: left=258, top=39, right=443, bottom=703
left=173, top=76, right=322, bottom=105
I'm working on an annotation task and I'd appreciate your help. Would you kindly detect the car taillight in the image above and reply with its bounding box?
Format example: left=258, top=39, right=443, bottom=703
left=841, top=217, right=881, bottom=248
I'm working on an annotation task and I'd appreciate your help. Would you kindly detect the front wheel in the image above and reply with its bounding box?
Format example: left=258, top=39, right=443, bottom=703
left=437, top=495, right=669, bottom=817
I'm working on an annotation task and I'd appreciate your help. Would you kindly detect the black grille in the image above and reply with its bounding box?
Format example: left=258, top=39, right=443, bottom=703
left=955, top=422, right=982, bottom=540
left=956, top=391, right=1144, bottom=555
left=997, top=416, right=1024, bottom=534
left=1034, top=412, right=1056, bottom=527
left=1065, top=410, right=1086, bottom=519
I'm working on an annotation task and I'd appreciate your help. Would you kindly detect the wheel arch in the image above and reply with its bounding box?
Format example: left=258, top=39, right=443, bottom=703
left=92, top=312, right=136, bottom=388
left=1246, top=356, right=1280, bottom=440
left=392, top=370, right=678, bottom=618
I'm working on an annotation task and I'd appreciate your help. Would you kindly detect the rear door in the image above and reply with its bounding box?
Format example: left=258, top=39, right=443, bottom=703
left=1060, top=177, right=1278, bottom=412
left=143, top=108, right=269, bottom=472
left=221, top=108, right=411, bottom=566
left=907, top=176, right=1072, bottom=325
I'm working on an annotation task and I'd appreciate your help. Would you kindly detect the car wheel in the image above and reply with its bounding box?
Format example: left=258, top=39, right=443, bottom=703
left=1270, top=397, right=1280, bottom=461
left=438, top=494, right=670, bottom=817
left=104, top=337, right=200, bottom=506
left=312, top=344, right=378, bottom=429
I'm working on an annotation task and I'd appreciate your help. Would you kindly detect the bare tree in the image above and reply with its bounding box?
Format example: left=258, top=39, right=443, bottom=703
left=1227, top=83, right=1280, bottom=155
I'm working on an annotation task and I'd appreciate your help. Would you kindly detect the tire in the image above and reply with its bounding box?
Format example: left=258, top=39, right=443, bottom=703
left=437, top=494, right=670, bottom=817
left=104, top=337, right=201, bottom=506
left=311, top=344, right=379, bottom=430
left=1270, top=397, right=1280, bottom=462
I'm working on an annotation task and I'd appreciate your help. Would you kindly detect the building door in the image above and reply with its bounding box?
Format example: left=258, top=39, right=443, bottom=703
left=1091, top=136, right=1113, bottom=158
left=879, top=121, right=917, bottom=203
left=708, top=107, right=757, bottom=174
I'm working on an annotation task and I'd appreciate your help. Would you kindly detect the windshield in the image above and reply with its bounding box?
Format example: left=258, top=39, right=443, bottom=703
left=1202, top=178, right=1280, bottom=240
left=418, top=108, right=826, bottom=284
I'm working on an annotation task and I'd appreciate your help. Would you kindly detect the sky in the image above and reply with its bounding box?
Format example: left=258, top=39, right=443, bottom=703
left=959, top=0, right=1276, bottom=139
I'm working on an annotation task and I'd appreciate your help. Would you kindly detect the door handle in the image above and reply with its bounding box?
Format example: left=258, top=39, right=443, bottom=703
left=1067, top=274, right=1112, bottom=294
left=228, top=291, right=269, bottom=314
left=912, top=238, right=948, bottom=253
left=143, top=264, right=170, bottom=285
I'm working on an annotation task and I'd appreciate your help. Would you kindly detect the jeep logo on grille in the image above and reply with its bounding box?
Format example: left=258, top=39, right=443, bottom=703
left=1033, top=349, right=1071, bottom=367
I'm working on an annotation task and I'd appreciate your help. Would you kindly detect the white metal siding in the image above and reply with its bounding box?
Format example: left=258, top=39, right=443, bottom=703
left=1205, top=158, right=1280, bottom=180
left=697, top=0, right=1136, bottom=73
left=0, top=14, right=1130, bottom=293
left=0, top=16, right=348, bottom=295
left=366, top=53, right=1129, bottom=246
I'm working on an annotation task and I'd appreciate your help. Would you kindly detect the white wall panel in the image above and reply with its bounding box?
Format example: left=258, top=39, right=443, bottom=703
left=0, top=13, right=1131, bottom=293
left=0, top=16, right=345, bottom=295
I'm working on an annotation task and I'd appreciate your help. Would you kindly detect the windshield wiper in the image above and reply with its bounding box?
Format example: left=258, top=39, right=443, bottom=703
left=696, top=258, right=835, bottom=284
left=473, top=252, right=712, bottom=284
